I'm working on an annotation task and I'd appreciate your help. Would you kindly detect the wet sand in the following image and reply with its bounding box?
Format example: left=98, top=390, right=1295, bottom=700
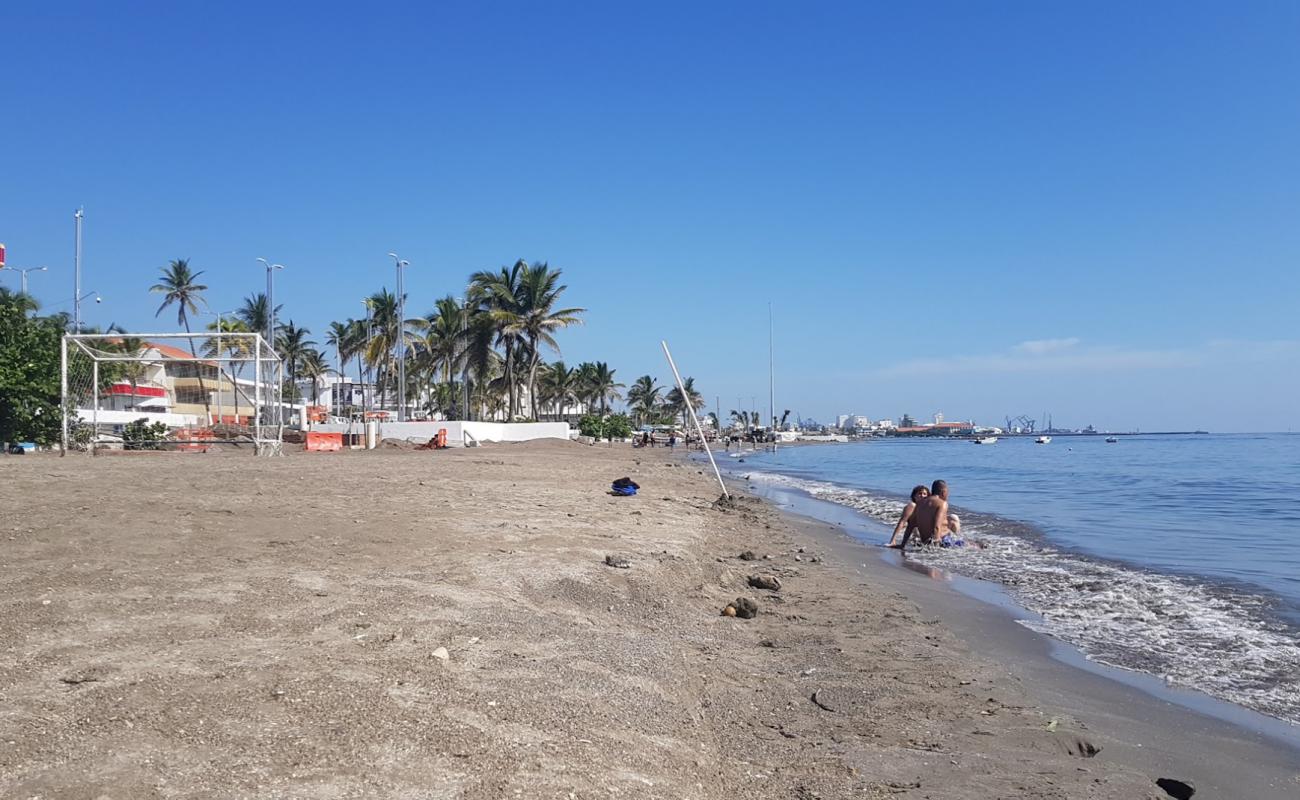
left=1, top=440, right=1296, bottom=797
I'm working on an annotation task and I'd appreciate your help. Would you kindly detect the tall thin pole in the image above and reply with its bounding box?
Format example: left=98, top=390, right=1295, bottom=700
left=661, top=340, right=728, bottom=499
left=397, top=260, right=405, bottom=422
left=73, top=208, right=83, bottom=332
left=364, top=299, right=373, bottom=416
left=460, top=298, right=470, bottom=421
left=768, top=302, right=775, bottom=432
left=254, top=336, right=262, bottom=450
left=389, top=253, right=409, bottom=422
left=60, top=335, right=69, bottom=455
left=769, top=301, right=776, bottom=450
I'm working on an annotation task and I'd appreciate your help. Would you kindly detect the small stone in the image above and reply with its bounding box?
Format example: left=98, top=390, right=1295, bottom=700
left=730, top=597, right=759, bottom=619
left=431, top=647, right=450, bottom=661
left=738, top=550, right=758, bottom=561
left=722, top=605, right=737, bottom=617
left=604, top=554, right=631, bottom=569
left=747, top=575, right=782, bottom=591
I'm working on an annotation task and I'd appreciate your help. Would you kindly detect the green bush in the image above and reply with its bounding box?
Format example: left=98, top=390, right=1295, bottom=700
left=604, top=413, right=632, bottom=440
left=578, top=413, right=633, bottom=441
left=123, top=418, right=170, bottom=450
left=577, top=414, right=604, bottom=438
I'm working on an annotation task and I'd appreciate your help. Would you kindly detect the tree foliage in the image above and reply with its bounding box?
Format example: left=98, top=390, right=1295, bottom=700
left=0, top=292, right=65, bottom=445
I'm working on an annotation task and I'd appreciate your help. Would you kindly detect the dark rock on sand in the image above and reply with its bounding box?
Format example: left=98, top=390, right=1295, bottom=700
left=738, top=550, right=758, bottom=561
left=604, top=554, right=631, bottom=569
left=748, top=574, right=782, bottom=591
left=1156, top=778, right=1195, bottom=799
left=723, top=597, right=759, bottom=619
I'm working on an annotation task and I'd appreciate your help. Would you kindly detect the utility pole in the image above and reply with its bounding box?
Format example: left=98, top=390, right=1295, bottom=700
left=73, top=208, right=83, bottom=331
left=388, top=253, right=410, bottom=422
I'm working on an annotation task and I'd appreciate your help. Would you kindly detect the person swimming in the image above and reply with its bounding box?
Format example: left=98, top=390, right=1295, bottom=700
left=886, top=485, right=929, bottom=548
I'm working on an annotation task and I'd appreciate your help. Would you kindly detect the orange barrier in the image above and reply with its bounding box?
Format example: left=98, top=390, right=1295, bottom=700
left=174, top=427, right=215, bottom=453
left=305, top=432, right=344, bottom=452
left=417, top=428, right=450, bottom=450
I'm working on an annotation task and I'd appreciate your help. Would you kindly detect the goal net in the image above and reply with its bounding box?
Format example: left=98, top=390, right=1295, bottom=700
left=61, top=332, right=284, bottom=455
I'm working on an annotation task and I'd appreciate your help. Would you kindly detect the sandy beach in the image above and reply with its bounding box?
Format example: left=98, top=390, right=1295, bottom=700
left=2, top=440, right=1297, bottom=798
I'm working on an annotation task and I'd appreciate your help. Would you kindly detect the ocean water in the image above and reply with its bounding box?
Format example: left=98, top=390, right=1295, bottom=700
left=721, top=433, right=1300, bottom=725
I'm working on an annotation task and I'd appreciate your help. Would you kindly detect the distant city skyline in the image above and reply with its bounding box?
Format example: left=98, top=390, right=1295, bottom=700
left=2, top=3, right=1297, bottom=432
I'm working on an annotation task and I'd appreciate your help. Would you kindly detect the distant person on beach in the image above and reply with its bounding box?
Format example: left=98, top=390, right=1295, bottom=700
left=886, top=485, right=929, bottom=548
left=903, top=479, right=964, bottom=549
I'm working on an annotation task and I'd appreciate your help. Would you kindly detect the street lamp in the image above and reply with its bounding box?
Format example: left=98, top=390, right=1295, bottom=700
left=255, top=258, right=284, bottom=349
left=74, top=208, right=84, bottom=331
left=0, top=264, right=47, bottom=295
left=387, top=252, right=410, bottom=422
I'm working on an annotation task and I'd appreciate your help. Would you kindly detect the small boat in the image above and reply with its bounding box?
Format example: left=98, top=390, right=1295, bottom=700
left=1035, top=435, right=1052, bottom=444
left=1105, top=436, right=1119, bottom=443
left=973, top=436, right=998, bottom=445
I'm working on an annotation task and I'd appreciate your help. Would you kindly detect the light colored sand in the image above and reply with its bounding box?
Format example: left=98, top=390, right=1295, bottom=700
left=0, top=440, right=1234, bottom=797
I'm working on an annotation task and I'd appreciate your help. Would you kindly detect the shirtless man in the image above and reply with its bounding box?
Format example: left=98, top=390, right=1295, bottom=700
left=902, top=479, right=952, bottom=549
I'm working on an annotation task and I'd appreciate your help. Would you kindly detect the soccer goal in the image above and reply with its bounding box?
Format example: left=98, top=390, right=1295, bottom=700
left=61, top=332, right=285, bottom=455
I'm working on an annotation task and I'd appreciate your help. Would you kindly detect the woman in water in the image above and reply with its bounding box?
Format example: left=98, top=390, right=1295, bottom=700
left=886, top=485, right=929, bottom=548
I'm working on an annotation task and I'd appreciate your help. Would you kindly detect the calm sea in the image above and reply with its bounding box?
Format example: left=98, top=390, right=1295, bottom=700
left=722, top=433, right=1300, bottom=724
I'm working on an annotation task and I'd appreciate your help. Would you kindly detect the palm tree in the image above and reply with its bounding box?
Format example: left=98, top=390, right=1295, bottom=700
left=362, top=290, right=402, bottom=413
left=235, top=293, right=282, bottom=345
left=582, top=361, right=623, bottom=415
left=112, top=336, right=149, bottom=410
left=729, top=409, right=760, bottom=431
left=344, top=318, right=368, bottom=399
left=0, top=286, right=39, bottom=314
left=540, top=361, right=580, bottom=421
left=203, top=317, right=252, bottom=423
left=665, top=376, right=703, bottom=429
left=626, top=375, right=661, bottom=426
left=468, top=260, right=526, bottom=419
left=150, top=258, right=211, bottom=420
left=299, top=348, right=332, bottom=407
left=276, top=321, right=315, bottom=388
left=415, top=295, right=470, bottom=417
left=515, top=263, right=584, bottom=419
left=325, top=320, right=352, bottom=378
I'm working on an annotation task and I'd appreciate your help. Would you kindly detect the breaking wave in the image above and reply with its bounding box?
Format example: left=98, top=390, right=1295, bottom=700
left=740, top=470, right=1300, bottom=725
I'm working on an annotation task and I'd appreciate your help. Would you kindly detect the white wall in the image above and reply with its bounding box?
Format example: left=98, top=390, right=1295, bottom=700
left=311, top=420, right=572, bottom=447
left=77, top=409, right=201, bottom=428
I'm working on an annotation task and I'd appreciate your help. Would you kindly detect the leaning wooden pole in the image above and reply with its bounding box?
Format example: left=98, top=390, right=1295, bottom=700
left=661, top=340, right=729, bottom=499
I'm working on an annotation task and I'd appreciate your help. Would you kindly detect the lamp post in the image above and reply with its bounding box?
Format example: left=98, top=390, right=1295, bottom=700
left=0, top=265, right=47, bottom=295
left=256, top=258, right=284, bottom=427
left=255, top=258, right=285, bottom=349
left=387, top=252, right=410, bottom=422
left=74, top=208, right=83, bottom=331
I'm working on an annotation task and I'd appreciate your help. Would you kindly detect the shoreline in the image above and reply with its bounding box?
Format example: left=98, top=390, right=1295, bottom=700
left=739, top=476, right=1300, bottom=795
left=3, top=441, right=1297, bottom=797
left=712, top=443, right=1300, bottom=728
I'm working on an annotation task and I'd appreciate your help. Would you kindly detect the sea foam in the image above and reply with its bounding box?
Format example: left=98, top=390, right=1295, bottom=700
left=740, top=469, right=1300, bottom=725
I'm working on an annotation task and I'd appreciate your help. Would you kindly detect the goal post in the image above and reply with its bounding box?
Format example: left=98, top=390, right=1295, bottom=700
left=60, top=332, right=284, bottom=455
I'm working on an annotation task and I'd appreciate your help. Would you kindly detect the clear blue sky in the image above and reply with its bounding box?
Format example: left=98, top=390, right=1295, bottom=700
left=3, top=1, right=1297, bottom=432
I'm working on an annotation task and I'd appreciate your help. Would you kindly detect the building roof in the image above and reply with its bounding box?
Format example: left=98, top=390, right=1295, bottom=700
left=146, top=341, right=216, bottom=365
